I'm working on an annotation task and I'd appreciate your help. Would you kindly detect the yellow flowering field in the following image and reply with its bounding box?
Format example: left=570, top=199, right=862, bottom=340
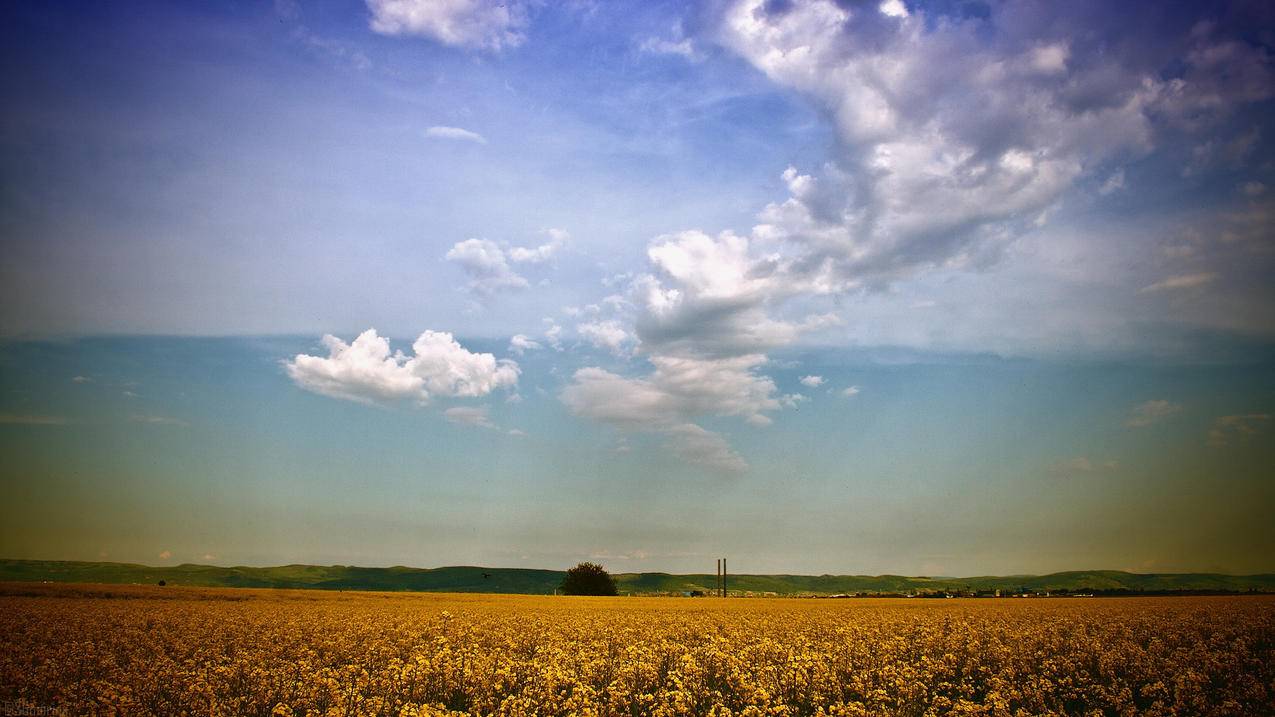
left=1, top=583, right=1272, bottom=716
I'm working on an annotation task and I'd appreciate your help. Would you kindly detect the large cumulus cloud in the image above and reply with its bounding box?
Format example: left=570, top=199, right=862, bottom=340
left=286, top=329, right=519, bottom=405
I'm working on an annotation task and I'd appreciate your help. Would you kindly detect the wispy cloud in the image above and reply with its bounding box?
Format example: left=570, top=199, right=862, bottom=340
left=1126, top=400, right=1182, bottom=428
left=1138, top=272, right=1218, bottom=294
left=638, top=36, right=698, bottom=61
left=424, top=125, right=487, bottom=144
left=1207, top=413, right=1270, bottom=447
left=444, top=406, right=497, bottom=430
left=130, top=414, right=189, bottom=427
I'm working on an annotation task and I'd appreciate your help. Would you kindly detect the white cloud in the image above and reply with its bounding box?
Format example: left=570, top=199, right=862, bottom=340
left=1126, top=399, right=1182, bottom=428
left=285, top=329, right=518, bottom=405
left=202, top=553, right=216, bottom=561
left=508, top=228, right=567, bottom=263
left=878, top=0, right=908, bottom=19
left=564, top=355, right=787, bottom=428
left=1207, top=413, right=1270, bottom=447
left=543, top=319, right=563, bottom=350
left=715, top=0, right=1272, bottom=297
left=799, top=375, right=825, bottom=387
left=556, top=1, right=1275, bottom=467
left=424, top=125, right=487, bottom=144
left=1099, top=169, right=1126, bottom=196
left=71, top=375, right=91, bottom=384
left=576, top=320, right=632, bottom=355
left=444, top=406, right=497, bottom=429
left=445, top=238, right=528, bottom=294
left=508, top=334, right=541, bottom=355
left=367, top=0, right=526, bottom=51
left=1138, top=272, right=1218, bottom=294
left=560, top=353, right=796, bottom=473
left=634, top=230, right=834, bottom=358
left=446, top=236, right=566, bottom=295
left=130, top=414, right=188, bottom=427
left=1028, top=42, right=1069, bottom=75
left=158, top=550, right=172, bottom=560
left=560, top=229, right=832, bottom=472
left=639, top=36, right=698, bottom=60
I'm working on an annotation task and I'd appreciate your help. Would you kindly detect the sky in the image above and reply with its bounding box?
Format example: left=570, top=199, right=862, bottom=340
left=0, top=0, right=1273, bottom=576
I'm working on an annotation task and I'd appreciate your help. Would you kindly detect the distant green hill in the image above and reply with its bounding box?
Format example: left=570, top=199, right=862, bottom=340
left=2, top=559, right=1272, bottom=595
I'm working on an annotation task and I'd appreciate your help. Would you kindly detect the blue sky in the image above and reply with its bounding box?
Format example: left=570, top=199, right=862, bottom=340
left=1, top=0, right=1273, bottom=575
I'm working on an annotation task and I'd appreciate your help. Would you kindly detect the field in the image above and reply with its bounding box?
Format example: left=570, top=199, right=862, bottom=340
left=1, top=584, right=1272, bottom=716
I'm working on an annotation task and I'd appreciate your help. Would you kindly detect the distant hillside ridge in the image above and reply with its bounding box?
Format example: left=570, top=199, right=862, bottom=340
left=3, top=559, right=1273, bottom=595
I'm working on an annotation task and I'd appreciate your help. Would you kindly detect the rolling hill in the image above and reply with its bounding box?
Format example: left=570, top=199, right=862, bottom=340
left=2, top=559, right=1272, bottom=595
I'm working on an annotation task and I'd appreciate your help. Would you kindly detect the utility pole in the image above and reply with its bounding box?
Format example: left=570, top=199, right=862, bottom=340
left=716, top=559, right=721, bottom=596
left=722, top=558, right=727, bottom=598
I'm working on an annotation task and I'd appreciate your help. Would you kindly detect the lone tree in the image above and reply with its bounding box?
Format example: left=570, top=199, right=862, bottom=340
left=560, top=562, right=617, bottom=596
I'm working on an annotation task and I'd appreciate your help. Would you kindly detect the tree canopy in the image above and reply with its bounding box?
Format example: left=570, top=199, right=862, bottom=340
left=560, top=562, right=617, bottom=596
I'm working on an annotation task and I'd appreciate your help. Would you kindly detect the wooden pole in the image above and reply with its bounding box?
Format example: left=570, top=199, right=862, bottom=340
left=722, top=558, right=727, bottom=597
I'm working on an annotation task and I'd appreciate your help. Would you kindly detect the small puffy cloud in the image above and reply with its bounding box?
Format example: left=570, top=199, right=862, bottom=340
left=444, top=406, right=497, bottom=429
left=1139, top=272, right=1218, bottom=294
left=446, top=236, right=565, bottom=295
left=285, top=329, right=518, bottom=405
left=424, top=125, right=487, bottom=144
left=507, top=428, right=526, bottom=436
left=201, top=553, right=216, bottom=561
left=508, top=334, right=541, bottom=355
left=446, top=238, right=529, bottom=294
left=577, top=320, right=633, bottom=355
left=1207, top=413, right=1270, bottom=447
left=508, top=229, right=567, bottom=263
left=1126, top=399, right=1182, bottom=428
left=366, top=0, right=526, bottom=51
left=799, top=375, right=825, bottom=388
left=1241, top=181, right=1266, bottom=197
left=543, top=319, right=564, bottom=350
left=878, top=0, right=908, bottom=19
left=71, top=375, right=91, bottom=384
left=841, top=386, right=861, bottom=398
left=158, top=550, right=172, bottom=560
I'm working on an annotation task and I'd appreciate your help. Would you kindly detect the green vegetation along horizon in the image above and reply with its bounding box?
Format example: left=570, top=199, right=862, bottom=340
left=2, top=559, right=1273, bottom=596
